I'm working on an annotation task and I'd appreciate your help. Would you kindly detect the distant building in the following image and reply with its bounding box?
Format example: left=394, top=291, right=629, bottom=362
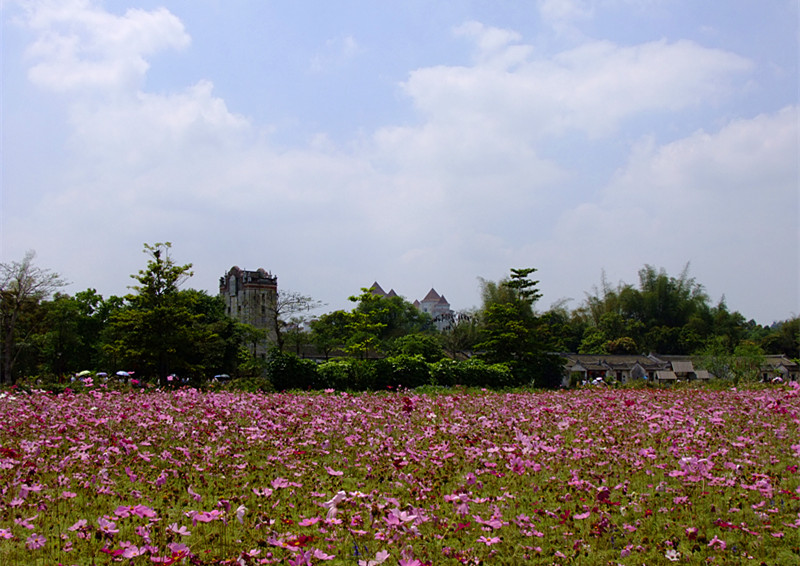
left=413, top=288, right=454, bottom=331
left=370, top=282, right=455, bottom=331
left=220, top=266, right=278, bottom=357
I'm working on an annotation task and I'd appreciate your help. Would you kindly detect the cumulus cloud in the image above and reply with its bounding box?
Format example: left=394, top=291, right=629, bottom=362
left=21, top=0, right=189, bottom=92
left=546, top=107, right=798, bottom=319
left=404, top=29, right=752, bottom=138
left=5, top=2, right=794, bottom=321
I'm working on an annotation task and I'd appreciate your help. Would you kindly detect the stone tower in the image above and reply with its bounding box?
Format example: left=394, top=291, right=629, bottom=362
left=220, top=266, right=278, bottom=357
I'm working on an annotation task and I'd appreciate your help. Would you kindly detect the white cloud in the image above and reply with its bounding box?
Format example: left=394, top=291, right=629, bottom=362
left=22, top=0, right=189, bottom=92
left=310, top=35, right=361, bottom=72
left=546, top=107, right=799, bottom=320
left=404, top=31, right=752, bottom=139
left=5, top=4, right=794, bottom=322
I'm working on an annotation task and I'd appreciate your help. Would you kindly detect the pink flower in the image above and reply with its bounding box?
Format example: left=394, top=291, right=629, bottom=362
left=14, top=515, right=37, bottom=529
left=26, top=533, right=46, bottom=550
left=187, top=486, right=202, bottom=501
left=167, top=523, right=191, bottom=536
left=97, top=517, right=119, bottom=535
left=708, top=535, right=727, bottom=550
left=477, top=535, right=501, bottom=545
left=121, top=545, right=145, bottom=559
left=68, top=519, right=87, bottom=531
left=322, top=491, right=346, bottom=520
left=359, top=549, right=390, bottom=565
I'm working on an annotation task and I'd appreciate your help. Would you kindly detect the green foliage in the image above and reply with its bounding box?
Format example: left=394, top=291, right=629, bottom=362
left=578, top=327, right=609, bottom=354
left=383, top=354, right=432, bottom=389
left=264, top=349, right=318, bottom=391
left=219, top=375, right=275, bottom=393
left=731, top=340, right=767, bottom=383
left=391, top=333, right=444, bottom=362
left=476, top=268, right=560, bottom=388
left=309, top=310, right=352, bottom=359
left=0, top=251, right=66, bottom=383
left=605, top=336, right=638, bottom=354
left=438, top=312, right=481, bottom=357
left=103, top=243, right=241, bottom=383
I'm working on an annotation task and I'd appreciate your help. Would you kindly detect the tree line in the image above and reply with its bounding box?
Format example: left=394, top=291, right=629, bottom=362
left=1, top=244, right=797, bottom=388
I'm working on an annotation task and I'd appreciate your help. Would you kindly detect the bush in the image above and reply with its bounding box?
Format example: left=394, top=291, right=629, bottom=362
left=428, top=358, right=461, bottom=387
left=429, top=358, right=513, bottom=388
left=265, top=349, right=318, bottom=391
left=390, top=333, right=444, bottom=362
left=384, top=354, right=432, bottom=389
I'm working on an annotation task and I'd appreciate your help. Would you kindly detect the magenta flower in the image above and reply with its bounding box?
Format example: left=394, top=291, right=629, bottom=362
left=708, top=535, right=727, bottom=550
left=97, top=517, right=119, bottom=535
left=26, top=533, right=46, bottom=550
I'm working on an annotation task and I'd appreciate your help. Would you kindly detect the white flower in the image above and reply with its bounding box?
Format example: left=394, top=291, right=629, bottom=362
left=665, top=548, right=681, bottom=561
left=235, top=505, right=247, bottom=524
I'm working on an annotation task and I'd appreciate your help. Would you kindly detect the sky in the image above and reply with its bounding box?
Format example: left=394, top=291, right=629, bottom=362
left=1, top=0, right=798, bottom=325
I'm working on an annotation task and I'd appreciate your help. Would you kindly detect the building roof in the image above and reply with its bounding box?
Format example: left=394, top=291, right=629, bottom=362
left=694, top=369, right=711, bottom=380
left=671, top=360, right=694, bottom=373
left=370, top=282, right=386, bottom=296
left=656, top=370, right=678, bottom=380
left=421, top=288, right=441, bottom=303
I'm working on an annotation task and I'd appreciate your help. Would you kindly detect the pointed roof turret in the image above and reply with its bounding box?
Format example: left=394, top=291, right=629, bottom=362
left=370, top=282, right=386, bottom=296
left=421, top=288, right=441, bottom=303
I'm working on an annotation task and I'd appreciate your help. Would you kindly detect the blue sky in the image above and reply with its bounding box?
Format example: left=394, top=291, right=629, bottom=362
left=1, top=0, right=798, bottom=324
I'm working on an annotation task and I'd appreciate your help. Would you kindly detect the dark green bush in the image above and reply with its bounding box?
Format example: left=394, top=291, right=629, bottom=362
left=428, top=358, right=461, bottom=387
left=265, top=349, right=318, bottom=391
left=384, top=354, right=432, bottom=389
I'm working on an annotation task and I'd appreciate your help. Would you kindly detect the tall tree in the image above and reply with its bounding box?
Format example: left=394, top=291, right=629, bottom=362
left=105, top=243, right=196, bottom=384
left=476, top=268, right=561, bottom=388
left=0, top=251, right=66, bottom=383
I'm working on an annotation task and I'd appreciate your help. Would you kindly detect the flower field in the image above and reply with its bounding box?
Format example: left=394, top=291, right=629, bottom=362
left=1, top=385, right=798, bottom=565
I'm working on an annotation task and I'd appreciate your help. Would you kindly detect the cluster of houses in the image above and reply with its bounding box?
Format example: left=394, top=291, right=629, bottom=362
left=561, top=353, right=799, bottom=387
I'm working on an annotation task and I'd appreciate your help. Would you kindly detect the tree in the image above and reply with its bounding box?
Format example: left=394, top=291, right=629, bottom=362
left=105, top=243, right=196, bottom=384
left=266, top=290, right=323, bottom=352
left=475, top=268, right=561, bottom=388
left=391, top=333, right=444, bottom=362
left=439, top=312, right=481, bottom=358
left=309, top=310, right=352, bottom=360
left=0, top=251, right=66, bottom=383
left=351, top=288, right=433, bottom=344
left=37, top=290, right=106, bottom=377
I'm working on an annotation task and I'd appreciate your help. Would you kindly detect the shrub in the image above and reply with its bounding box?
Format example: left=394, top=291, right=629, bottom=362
left=384, top=354, right=432, bottom=389
left=428, top=358, right=461, bottom=387
left=265, top=349, right=318, bottom=391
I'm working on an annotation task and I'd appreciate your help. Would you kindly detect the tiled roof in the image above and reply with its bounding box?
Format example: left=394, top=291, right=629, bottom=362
left=421, top=288, right=441, bottom=302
